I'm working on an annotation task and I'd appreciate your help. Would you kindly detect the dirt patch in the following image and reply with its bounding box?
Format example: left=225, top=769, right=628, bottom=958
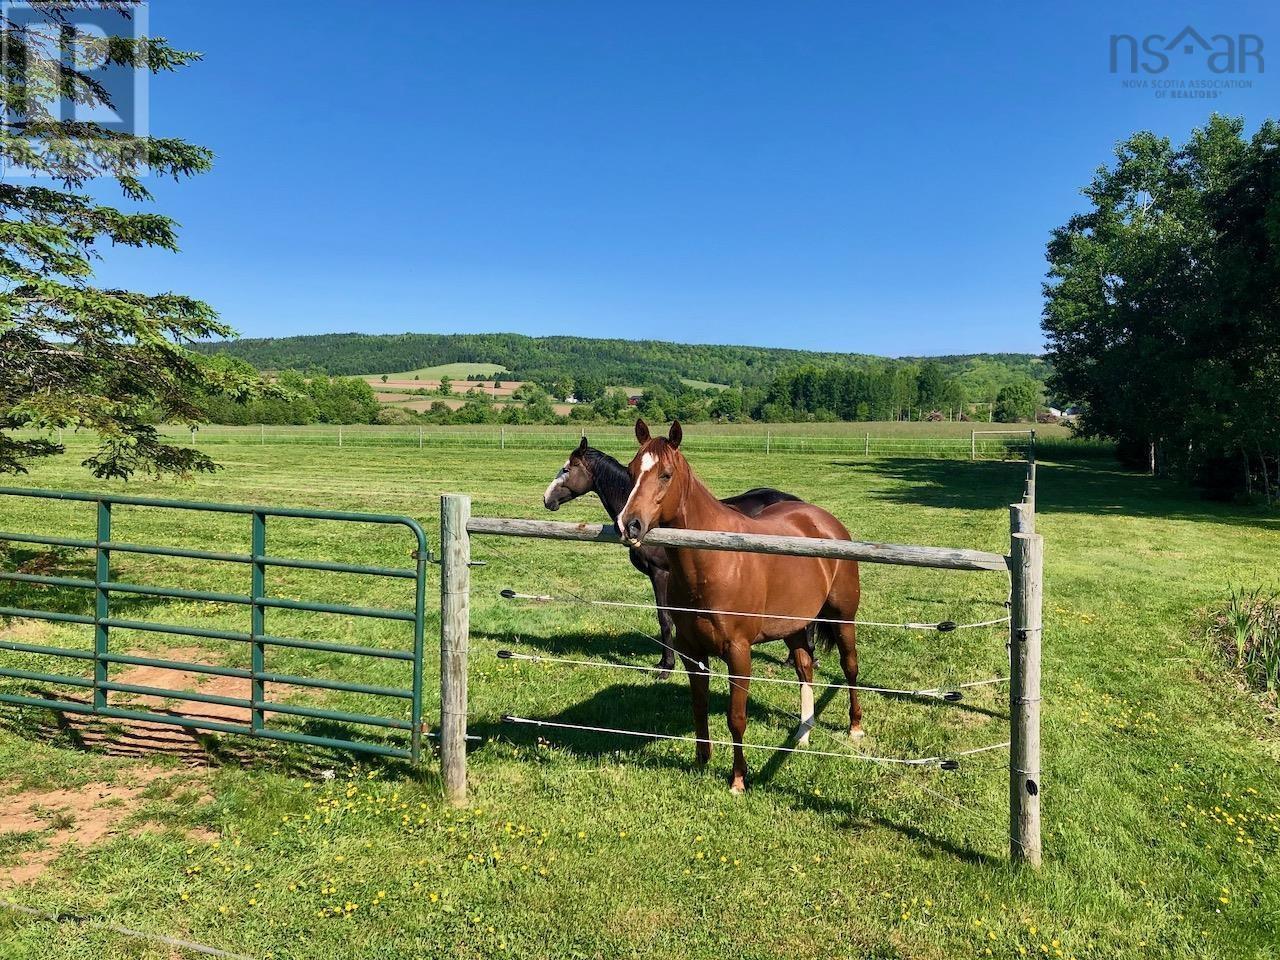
left=0, top=770, right=183, bottom=886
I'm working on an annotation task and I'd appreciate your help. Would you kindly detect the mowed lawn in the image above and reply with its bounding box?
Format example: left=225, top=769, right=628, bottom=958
left=0, top=437, right=1277, bottom=959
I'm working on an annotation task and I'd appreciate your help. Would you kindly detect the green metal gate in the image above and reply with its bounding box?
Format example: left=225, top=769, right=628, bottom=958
left=0, top=488, right=429, bottom=763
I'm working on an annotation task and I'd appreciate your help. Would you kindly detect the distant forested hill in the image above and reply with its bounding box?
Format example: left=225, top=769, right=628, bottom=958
left=194, top=332, right=1046, bottom=398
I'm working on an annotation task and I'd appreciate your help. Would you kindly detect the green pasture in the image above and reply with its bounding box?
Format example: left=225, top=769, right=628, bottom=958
left=381, top=362, right=510, bottom=380
left=0, top=437, right=1276, bottom=958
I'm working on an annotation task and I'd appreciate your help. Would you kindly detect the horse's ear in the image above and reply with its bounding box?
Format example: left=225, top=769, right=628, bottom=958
left=577, top=435, right=588, bottom=453
left=668, top=420, right=682, bottom=449
left=635, top=419, right=651, bottom=445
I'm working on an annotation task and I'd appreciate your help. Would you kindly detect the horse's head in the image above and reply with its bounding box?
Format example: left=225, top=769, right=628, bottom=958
left=543, top=437, right=596, bottom=511
left=618, top=418, right=686, bottom=545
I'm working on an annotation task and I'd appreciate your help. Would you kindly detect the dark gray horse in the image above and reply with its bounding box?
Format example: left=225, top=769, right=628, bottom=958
left=543, top=437, right=816, bottom=676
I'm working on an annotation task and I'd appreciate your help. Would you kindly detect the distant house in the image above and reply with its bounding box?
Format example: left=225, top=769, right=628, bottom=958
left=1047, top=407, right=1063, bottom=418
left=627, top=396, right=642, bottom=406
left=1061, top=405, right=1082, bottom=421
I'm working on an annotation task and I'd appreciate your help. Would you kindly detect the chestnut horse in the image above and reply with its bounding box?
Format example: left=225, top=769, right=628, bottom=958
left=542, top=436, right=816, bottom=676
left=617, top=419, right=863, bottom=793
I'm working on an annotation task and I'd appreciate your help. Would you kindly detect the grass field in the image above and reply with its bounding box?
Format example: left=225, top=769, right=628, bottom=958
left=380, top=363, right=510, bottom=380
left=0, top=437, right=1277, bottom=958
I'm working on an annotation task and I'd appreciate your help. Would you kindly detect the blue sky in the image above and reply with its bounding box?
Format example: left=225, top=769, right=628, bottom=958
left=89, top=1, right=1278, bottom=356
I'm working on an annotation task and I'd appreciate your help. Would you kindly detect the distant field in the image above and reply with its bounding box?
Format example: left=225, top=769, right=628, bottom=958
left=679, top=378, right=730, bottom=391
left=382, top=362, right=510, bottom=380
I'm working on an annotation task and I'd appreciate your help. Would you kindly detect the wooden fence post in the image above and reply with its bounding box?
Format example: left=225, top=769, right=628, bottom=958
left=440, top=494, right=471, bottom=806
left=500, top=426, right=505, bottom=450
left=338, top=425, right=344, bottom=448
left=865, top=433, right=870, bottom=457
left=1026, top=436, right=1037, bottom=517
left=418, top=426, right=423, bottom=450
left=1009, top=528, right=1043, bottom=868
left=971, top=430, right=976, bottom=461
left=1009, top=501, right=1033, bottom=536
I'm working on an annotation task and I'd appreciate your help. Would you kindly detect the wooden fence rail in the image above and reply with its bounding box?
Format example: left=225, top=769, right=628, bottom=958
left=463, top=517, right=1009, bottom=572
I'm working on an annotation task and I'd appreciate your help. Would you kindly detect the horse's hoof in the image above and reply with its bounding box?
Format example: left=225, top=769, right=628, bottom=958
left=655, top=669, right=671, bottom=681
left=848, top=726, right=866, bottom=740
left=730, top=780, right=746, bottom=795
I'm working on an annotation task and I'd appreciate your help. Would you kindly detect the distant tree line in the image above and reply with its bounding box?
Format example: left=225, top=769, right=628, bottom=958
left=1043, top=115, right=1280, bottom=500
left=194, top=332, right=1049, bottom=404
left=197, top=364, right=380, bottom=425
left=195, top=357, right=1043, bottom=427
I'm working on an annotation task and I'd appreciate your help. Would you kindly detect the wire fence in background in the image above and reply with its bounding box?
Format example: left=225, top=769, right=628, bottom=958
left=12, top=425, right=1112, bottom=459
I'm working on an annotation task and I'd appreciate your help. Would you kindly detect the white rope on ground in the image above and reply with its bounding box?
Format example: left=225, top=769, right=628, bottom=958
left=497, top=649, right=1008, bottom=702
left=501, top=715, right=1007, bottom=769
left=1, top=901, right=254, bottom=960
left=498, top=589, right=1010, bottom=632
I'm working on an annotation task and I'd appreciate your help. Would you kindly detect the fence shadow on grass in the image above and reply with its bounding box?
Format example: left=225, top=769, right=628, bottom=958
left=834, top=458, right=1280, bottom=529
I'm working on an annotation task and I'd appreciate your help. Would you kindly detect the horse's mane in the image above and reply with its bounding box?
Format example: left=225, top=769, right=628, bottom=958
left=582, top=447, right=633, bottom=520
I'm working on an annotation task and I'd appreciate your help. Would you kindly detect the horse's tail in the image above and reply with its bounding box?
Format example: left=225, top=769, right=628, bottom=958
left=810, top=620, right=836, bottom=652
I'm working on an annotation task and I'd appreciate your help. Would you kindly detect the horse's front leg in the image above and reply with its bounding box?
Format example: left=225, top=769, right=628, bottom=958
left=724, top=643, right=752, bottom=793
left=680, top=652, right=712, bottom=766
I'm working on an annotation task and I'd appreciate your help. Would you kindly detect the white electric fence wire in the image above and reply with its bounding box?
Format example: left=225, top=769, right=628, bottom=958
left=499, top=650, right=1007, bottom=700
left=499, top=590, right=1010, bottom=631
left=476, top=538, right=711, bottom=668
left=503, top=714, right=1007, bottom=768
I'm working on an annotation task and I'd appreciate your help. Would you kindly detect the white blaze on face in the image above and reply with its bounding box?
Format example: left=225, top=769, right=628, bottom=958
left=543, top=459, right=571, bottom=508
left=617, top=451, right=659, bottom=537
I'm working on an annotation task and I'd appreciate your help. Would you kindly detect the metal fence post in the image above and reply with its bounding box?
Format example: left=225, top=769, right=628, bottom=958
left=500, top=426, right=505, bottom=450
left=440, top=494, right=471, bottom=805
left=1009, top=529, right=1043, bottom=868
left=260, top=424, right=265, bottom=445
left=339, top=425, right=344, bottom=448
left=251, top=511, right=267, bottom=732
left=971, top=430, right=976, bottom=461
left=418, top=426, right=423, bottom=450
left=865, top=433, right=870, bottom=456
left=765, top=431, right=771, bottom=455
left=93, top=500, right=111, bottom=710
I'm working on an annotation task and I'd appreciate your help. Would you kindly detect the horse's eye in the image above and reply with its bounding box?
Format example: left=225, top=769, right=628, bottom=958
left=660, top=472, right=672, bottom=481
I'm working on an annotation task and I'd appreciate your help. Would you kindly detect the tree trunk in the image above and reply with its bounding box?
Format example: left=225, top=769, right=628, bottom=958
left=1254, top=442, right=1264, bottom=504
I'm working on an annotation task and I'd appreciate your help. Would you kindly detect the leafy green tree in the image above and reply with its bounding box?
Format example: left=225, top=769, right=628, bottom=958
left=573, top=374, right=604, bottom=403
left=994, top=379, right=1038, bottom=423
left=438, top=376, right=453, bottom=395
left=1, top=3, right=266, bottom=477
left=1044, top=115, right=1280, bottom=493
